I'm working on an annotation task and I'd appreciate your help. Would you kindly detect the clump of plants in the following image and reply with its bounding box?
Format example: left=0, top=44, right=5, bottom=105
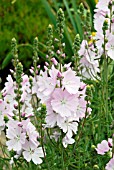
left=1, top=0, right=114, bottom=169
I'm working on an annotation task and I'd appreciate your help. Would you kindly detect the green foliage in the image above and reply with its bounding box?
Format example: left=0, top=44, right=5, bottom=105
left=0, top=0, right=49, bottom=72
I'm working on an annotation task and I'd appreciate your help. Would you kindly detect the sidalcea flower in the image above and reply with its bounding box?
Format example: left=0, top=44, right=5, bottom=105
left=58, top=119, right=78, bottom=138
left=2, top=75, right=15, bottom=96
left=62, top=135, right=75, bottom=148
left=62, top=68, right=80, bottom=94
left=51, top=88, right=79, bottom=117
left=6, top=122, right=26, bottom=151
left=105, top=157, right=114, bottom=170
left=75, top=98, right=87, bottom=120
left=79, top=40, right=100, bottom=79
left=95, top=0, right=110, bottom=12
left=23, top=141, right=44, bottom=165
left=96, top=140, right=110, bottom=155
left=106, top=33, right=114, bottom=60
left=45, top=97, right=65, bottom=127
left=38, top=65, right=58, bottom=97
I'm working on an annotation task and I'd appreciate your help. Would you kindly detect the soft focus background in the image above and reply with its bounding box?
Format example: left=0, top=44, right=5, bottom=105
left=0, top=0, right=96, bottom=89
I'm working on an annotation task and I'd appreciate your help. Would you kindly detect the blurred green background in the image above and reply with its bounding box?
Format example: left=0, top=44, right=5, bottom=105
left=0, top=0, right=97, bottom=88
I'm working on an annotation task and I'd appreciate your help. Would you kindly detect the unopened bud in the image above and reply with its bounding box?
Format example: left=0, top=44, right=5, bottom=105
left=51, top=58, right=58, bottom=65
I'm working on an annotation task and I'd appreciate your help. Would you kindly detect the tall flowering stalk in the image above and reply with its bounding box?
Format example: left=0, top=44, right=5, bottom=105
left=30, top=8, right=92, bottom=169
left=2, top=0, right=114, bottom=168
left=0, top=38, right=44, bottom=167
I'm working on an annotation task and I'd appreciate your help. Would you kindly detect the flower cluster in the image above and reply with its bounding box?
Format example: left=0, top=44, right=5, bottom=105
left=78, top=40, right=100, bottom=79
left=79, top=0, right=114, bottom=80
left=32, top=64, right=91, bottom=148
left=0, top=73, right=44, bottom=164
left=94, top=0, right=114, bottom=60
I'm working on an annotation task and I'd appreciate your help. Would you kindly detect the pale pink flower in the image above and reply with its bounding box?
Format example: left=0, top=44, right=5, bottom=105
left=45, top=98, right=64, bottom=127
left=105, top=157, right=114, bottom=170
left=23, top=141, right=44, bottom=165
left=96, top=0, right=110, bottom=12
left=62, top=69, right=80, bottom=94
left=2, top=75, right=15, bottom=96
left=96, top=140, right=110, bottom=155
left=58, top=119, right=78, bottom=138
left=62, top=135, right=75, bottom=148
left=106, top=33, right=114, bottom=60
left=79, top=41, right=100, bottom=79
left=38, top=66, right=58, bottom=97
left=64, top=62, right=72, bottom=69
left=94, top=13, right=107, bottom=34
left=21, top=119, right=39, bottom=146
left=6, top=123, right=26, bottom=151
left=21, top=75, right=31, bottom=101
left=0, top=98, right=15, bottom=117
left=51, top=88, right=78, bottom=117
left=32, top=76, right=48, bottom=103
left=75, top=98, right=87, bottom=120
left=21, top=103, right=34, bottom=117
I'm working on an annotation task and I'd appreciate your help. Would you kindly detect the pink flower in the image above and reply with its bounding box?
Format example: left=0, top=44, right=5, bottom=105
left=58, top=119, right=78, bottom=138
left=51, top=88, right=78, bottom=117
left=21, top=119, right=39, bottom=146
left=74, top=99, right=86, bottom=121
left=96, top=0, right=110, bottom=12
left=62, top=135, right=75, bottom=148
left=96, top=140, right=110, bottom=155
left=105, top=157, right=114, bottom=170
left=38, top=65, right=58, bottom=97
left=106, top=33, right=114, bottom=60
left=45, top=98, right=64, bottom=127
left=79, top=41, right=100, bottom=79
left=6, top=121, right=26, bottom=151
left=62, top=69, right=80, bottom=94
left=23, top=141, right=44, bottom=165
left=2, top=75, right=15, bottom=96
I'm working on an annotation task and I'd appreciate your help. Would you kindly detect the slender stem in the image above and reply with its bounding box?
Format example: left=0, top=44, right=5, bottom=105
left=73, top=101, right=88, bottom=155
left=110, top=5, right=112, bottom=33
left=102, top=33, right=109, bottom=134
left=17, top=85, right=21, bottom=122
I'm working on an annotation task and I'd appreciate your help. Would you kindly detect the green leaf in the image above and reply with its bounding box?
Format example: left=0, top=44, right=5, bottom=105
left=71, top=0, right=83, bottom=39
left=63, top=0, right=78, bottom=34
left=41, top=0, right=56, bottom=27
left=2, top=52, right=13, bottom=69
left=86, top=0, right=96, bottom=18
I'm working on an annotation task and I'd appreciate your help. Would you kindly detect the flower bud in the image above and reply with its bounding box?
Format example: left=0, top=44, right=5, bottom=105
left=93, top=165, right=99, bottom=169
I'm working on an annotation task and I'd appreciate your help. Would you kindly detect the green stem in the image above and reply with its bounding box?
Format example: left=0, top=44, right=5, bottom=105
left=102, top=33, right=109, bottom=134
left=17, top=86, right=21, bottom=122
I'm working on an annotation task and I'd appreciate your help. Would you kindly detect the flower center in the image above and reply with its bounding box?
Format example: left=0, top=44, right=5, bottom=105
left=61, top=99, right=66, bottom=105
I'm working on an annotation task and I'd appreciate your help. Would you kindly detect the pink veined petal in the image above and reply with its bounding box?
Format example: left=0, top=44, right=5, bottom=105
left=32, top=147, right=44, bottom=165
left=23, top=151, right=32, bottom=162
left=32, top=156, right=42, bottom=165
left=105, top=157, right=114, bottom=170
left=96, top=140, right=110, bottom=155
left=6, top=139, right=16, bottom=151
left=107, top=49, right=114, bottom=60
left=35, top=147, right=44, bottom=157
left=13, top=141, right=22, bottom=151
